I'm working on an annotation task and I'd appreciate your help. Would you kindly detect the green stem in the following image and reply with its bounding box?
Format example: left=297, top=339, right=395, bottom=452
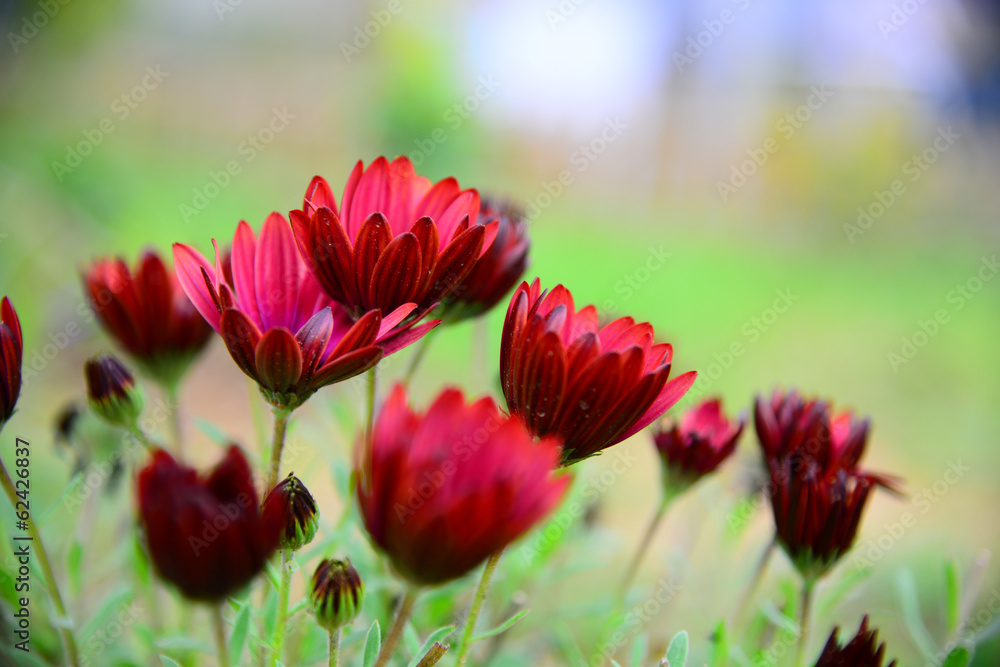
left=404, top=329, right=437, bottom=384
left=265, top=407, right=292, bottom=491
left=0, top=456, right=79, bottom=666
left=796, top=578, right=816, bottom=667
left=374, top=586, right=419, bottom=667
left=328, top=628, right=341, bottom=667
left=212, top=603, right=231, bottom=667
left=270, top=549, right=293, bottom=667
left=456, top=549, right=504, bottom=666
left=733, top=535, right=776, bottom=629
left=127, top=424, right=155, bottom=453
left=165, top=381, right=184, bottom=460
left=616, top=491, right=675, bottom=605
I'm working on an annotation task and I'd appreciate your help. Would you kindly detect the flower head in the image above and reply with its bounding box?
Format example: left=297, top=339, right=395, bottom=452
left=755, top=390, right=900, bottom=579
left=289, top=156, right=499, bottom=318
left=356, top=384, right=569, bottom=586
left=438, top=196, right=529, bottom=322
left=261, top=473, right=319, bottom=552
left=310, top=558, right=364, bottom=632
left=653, top=398, right=743, bottom=486
left=0, top=297, right=22, bottom=426
left=173, top=212, right=438, bottom=410
left=137, top=445, right=281, bottom=601
left=84, top=251, right=213, bottom=386
left=500, top=279, right=697, bottom=464
left=85, top=354, right=143, bottom=428
left=815, top=616, right=897, bottom=667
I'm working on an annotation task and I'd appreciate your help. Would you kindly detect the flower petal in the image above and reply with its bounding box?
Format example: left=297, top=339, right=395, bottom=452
left=254, top=327, right=303, bottom=394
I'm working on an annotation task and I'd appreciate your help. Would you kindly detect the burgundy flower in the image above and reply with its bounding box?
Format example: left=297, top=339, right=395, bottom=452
left=356, top=384, right=569, bottom=586
left=260, top=473, right=319, bottom=552
left=137, top=445, right=281, bottom=601
left=652, top=398, right=743, bottom=485
left=84, top=251, right=213, bottom=386
left=500, top=279, right=697, bottom=465
left=84, top=354, right=143, bottom=428
left=815, top=616, right=897, bottom=667
left=0, top=297, right=22, bottom=426
left=438, top=196, right=529, bottom=322
left=289, top=156, right=499, bottom=318
left=754, top=390, right=871, bottom=475
left=173, top=213, right=438, bottom=409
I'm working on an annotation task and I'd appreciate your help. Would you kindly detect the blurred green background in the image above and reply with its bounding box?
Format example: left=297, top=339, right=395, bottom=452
left=1, top=0, right=999, bottom=665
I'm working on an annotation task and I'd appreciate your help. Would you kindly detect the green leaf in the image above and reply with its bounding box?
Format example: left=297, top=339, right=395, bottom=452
left=66, top=539, right=83, bottom=596
left=38, top=471, right=83, bottom=524
left=363, top=619, right=382, bottom=667
left=897, top=570, right=938, bottom=659
left=228, top=603, right=251, bottom=666
left=403, top=621, right=421, bottom=656
left=941, top=647, right=972, bottom=667
left=158, top=656, right=183, bottom=667
left=471, top=609, right=530, bottom=643
left=629, top=633, right=647, bottom=666
left=664, top=631, right=689, bottom=667
left=192, top=418, right=231, bottom=447
left=945, top=559, right=961, bottom=635
left=710, top=621, right=729, bottom=667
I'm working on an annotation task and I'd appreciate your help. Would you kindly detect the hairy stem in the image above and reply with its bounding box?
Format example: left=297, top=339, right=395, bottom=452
left=0, top=455, right=79, bottom=666
left=328, top=628, right=341, bottom=667
left=456, top=549, right=504, bottom=666
left=374, top=586, right=419, bottom=667
left=265, top=407, right=292, bottom=491
left=270, top=549, right=293, bottom=667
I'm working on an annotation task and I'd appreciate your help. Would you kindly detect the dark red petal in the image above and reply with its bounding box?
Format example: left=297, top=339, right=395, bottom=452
left=329, top=309, right=382, bottom=359
left=306, top=208, right=358, bottom=306
left=312, top=346, right=383, bottom=387
left=254, top=328, right=304, bottom=394
left=520, top=330, right=567, bottom=436
left=409, top=216, right=439, bottom=296
left=353, top=213, right=393, bottom=308
left=295, top=307, right=335, bottom=383
left=369, top=232, right=421, bottom=310
left=220, top=308, right=262, bottom=381
left=426, top=225, right=485, bottom=304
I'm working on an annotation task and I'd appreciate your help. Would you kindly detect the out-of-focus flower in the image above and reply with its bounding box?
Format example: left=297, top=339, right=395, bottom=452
left=289, top=156, right=499, bottom=318
left=652, top=398, right=743, bottom=487
left=173, top=213, right=438, bottom=410
left=438, top=196, right=529, bottom=322
left=356, top=384, right=569, bottom=586
left=500, top=279, right=697, bottom=465
left=309, top=558, right=364, bottom=632
left=85, top=355, right=143, bottom=428
left=83, top=251, right=213, bottom=387
left=261, top=473, right=319, bottom=552
left=815, top=615, right=897, bottom=667
left=0, top=297, right=22, bottom=427
left=136, top=445, right=281, bottom=601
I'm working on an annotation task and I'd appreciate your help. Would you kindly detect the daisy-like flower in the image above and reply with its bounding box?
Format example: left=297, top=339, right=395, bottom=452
left=173, top=212, right=438, bottom=410
left=815, top=616, right=897, bottom=667
left=289, top=156, right=499, bottom=319
left=0, top=297, right=22, bottom=427
left=653, top=397, right=744, bottom=488
left=500, top=279, right=697, bottom=464
left=83, top=251, right=213, bottom=387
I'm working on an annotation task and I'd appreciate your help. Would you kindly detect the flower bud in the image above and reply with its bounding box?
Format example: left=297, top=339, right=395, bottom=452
left=85, top=355, right=143, bottom=427
left=261, top=473, right=318, bottom=552
left=309, top=558, right=364, bottom=632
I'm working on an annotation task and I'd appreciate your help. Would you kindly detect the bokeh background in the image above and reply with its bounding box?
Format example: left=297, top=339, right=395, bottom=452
left=1, top=0, right=999, bottom=665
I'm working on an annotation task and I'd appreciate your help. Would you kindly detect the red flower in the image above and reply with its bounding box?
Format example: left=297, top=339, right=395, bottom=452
left=83, top=251, right=213, bottom=386
left=136, top=445, right=281, bottom=601
left=500, top=279, right=697, bottom=464
left=0, top=297, right=22, bottom=426
left=816, top=616, right=897, bottom=667
left=356, top=384, right=569, bottom=586
left=173, top=213, right=438, bottom=409
left=438, top=196, right=529, bottom=322
left=289, top=156, right=499, bottom=318
left=652, top=398, right=743, bottom=485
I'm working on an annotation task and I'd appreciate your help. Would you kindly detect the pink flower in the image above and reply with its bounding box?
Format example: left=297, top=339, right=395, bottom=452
left=290, top=156, right=499, bottom=318
left=173, top=213, right=438, bottom=409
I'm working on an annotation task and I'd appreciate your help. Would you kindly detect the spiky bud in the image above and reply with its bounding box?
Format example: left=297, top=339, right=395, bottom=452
left=261, top=473, right=319, bottom=552
left=85, top=355, right=143, bottom=428
left=309, top=558, right=364, bottom=632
